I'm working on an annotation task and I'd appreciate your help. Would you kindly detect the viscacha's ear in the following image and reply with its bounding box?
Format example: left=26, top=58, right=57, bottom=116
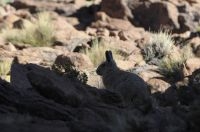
left=105, top=50, right=113, bottom=62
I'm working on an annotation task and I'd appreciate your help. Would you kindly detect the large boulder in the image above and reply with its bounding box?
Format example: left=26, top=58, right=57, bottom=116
left=53, top=52, right=94, bottom=70
left=132, top=1, right=179, bottom=31
left=185, top=57, right=200, bottom=75
left=101, top=0, right=133, bottom=19
left=101, top=0, right=200, bottom=32
left=101, top=0, right=179, bottom=31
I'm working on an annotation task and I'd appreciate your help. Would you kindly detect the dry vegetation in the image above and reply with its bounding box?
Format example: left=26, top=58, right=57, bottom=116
left=0, top=60, right=11, bottom=82
left=158, top=56, right=184, bottom=81
left=142, top=30, right=174, bottom=63
left=82, top=37, right=121, bottom=67
left=1, top=12, right=55, bottom=46
left=157, top=45, right=192, bottom=81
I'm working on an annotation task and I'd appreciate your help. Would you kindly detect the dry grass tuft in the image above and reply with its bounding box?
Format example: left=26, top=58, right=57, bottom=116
left=142, top=30, right=174, bottom=63
left=158, top=46, right=193, bottom=82
left=82, top=37, right=121, bottom=67
left=0, top=60, right=11, bottom=82
left=1, top=12, right=55, bottom=46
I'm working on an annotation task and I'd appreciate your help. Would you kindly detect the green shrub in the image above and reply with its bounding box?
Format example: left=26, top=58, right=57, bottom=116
left=52, top=63, right=88, bottom=84
left=2, top=12, right=55, bottom=46
left=142, top=30, right=174, bottom=63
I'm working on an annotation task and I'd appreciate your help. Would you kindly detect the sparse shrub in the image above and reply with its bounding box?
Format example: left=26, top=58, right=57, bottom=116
left=142, top=30, right=174, bottom=64
left=82, top=37, right=107, bottom=67
left=82, top=37, right=121, bottom=67
left=52, top=63, right=88, bottom=84
left=0, top=60, right=11, bottom=82
left=158, top=56, right=185, bottom=82
left=1, top=12, right=55, bottom=46
left=156, top=44, right=193, bottom=82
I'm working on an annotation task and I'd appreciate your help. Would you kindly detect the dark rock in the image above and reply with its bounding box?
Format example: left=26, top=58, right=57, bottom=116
left=10, top=57, right=32, bottom=90
left=132, top=1, right=179, bottom=32
left=13, top=19, right=24, bottom=29
left=101, top=0, right=133, bottom=19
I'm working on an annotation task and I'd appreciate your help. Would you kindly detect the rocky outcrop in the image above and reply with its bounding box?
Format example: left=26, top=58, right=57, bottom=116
left=53, top=52, right=94, bottom=70
left=1, top=60, right=200, bottom=131
left=101, top=0, right=200, bottom=33
left=101, top=0, right=133, bottom=19
left=1, top=0, right=200, bottom=130
left=132, top=1, right=179, bottom=32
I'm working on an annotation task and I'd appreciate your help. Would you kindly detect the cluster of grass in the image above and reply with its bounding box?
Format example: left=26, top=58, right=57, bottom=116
left=83, top=37, right=107, bottom=67
left=1, top=12, right=55, bottom=47
left=0, top=60, right=11, bottom=82
left=52, top=63, right=88, bottom=84
left=158, top=56, right=184, bottom=82
left=157, top=45, right=193, bottom=82
left=141, top=30, right=194, bottom=82
left=142, top=30, right=174, bottom=63
left=82, top=37, right=122, bottom=67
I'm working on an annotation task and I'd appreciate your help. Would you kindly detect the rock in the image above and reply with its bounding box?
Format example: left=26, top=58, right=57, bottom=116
left=15, top=9, right=32, bottom=19
left=189, top=37, right=200, bottom=57
left=0, top=113, right=70, bottom=132
left=120, top=46, right=144, bottom=66
left=87, top=71, right=102, bottom=88
left=10, top=57, right=32, bottom=90
left=0, top=48, right=16, bottom=59
left=96, top=28, right=110, bottom=37
left=136, top=65, right=161, bottom=82
left=133, top=1, right=179, bottom=32
left=194, top=45, right=200, bottom=57
left=27, top=69, right=83, bottom=107
left=12, top=19, right=24, bottom=29
left=176, top=2, right=200, bottom=32
left=18, top=47, right=67, bottom=66
left=0, top=6, right=7, bottom=17
left=147, top=78, right=171, bottom=93
left=0, top=5, right=16, bottom=17
left=118, top=27, right=146, bottom=41
left=101, top=0, right=132, bottom=19
left=65, top=17, right=79, bottom=26
left=1, top=58, right=200, bottom=132
left=11, top=0, right=76, bottom=15
left=185, top=58, right=200, bottom=75
left=92, top=14, right=134, bottom=31
left=0, top=43, right=17, bottom=52
left=53, top=16, right=89, bottom=45
left=189, top=69, right=200, bottom=94
left=10, top=0, right=37, bottom=13
left=3, top=14, right=20, bottom=28
left=101, top=0, right=200, bottom=33
left=53, top=52, right=93, bottom=70
left=104, top=36, right=141, bottom=55
left=95, top=11, right=110, bottom=22
left=116, top=60, right=136, bottom=70
left=86, top=27, right=97, bottom=36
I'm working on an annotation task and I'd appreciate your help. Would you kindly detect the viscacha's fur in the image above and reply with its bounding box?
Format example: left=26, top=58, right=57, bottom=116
left=96, top=51, right=151, bottom=106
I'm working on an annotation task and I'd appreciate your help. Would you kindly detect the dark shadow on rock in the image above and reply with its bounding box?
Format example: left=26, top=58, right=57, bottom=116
left=1, top=59, right=200, bottom=131
left=70, top=4, right=100, bottom=30
left=10, top=1, right=37, bottom=14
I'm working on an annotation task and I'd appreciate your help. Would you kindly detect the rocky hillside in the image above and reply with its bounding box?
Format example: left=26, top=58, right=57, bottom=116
left=0, top=0, right=200, bottom=131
